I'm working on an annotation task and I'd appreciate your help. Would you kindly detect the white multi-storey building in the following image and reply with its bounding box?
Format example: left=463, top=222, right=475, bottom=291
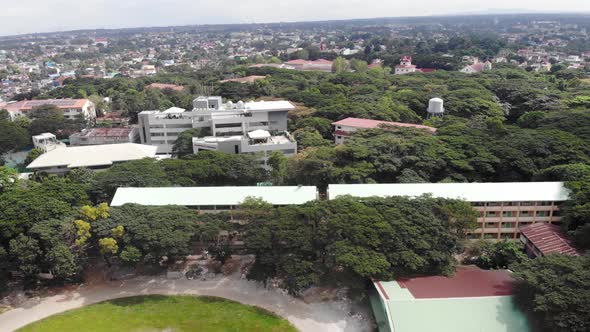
left=138, top=96, right=297, bottom=157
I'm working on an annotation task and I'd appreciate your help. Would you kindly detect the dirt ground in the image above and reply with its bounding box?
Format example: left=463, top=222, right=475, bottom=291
left=0, top=256, right=375, bottom=332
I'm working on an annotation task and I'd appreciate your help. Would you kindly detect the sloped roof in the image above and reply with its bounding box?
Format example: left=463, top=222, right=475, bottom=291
left=520, top=223, right=581, bottom=256
left=328, top=182, right=570, bottom=202
left=27, top=143, right=157, bottom=169
left=332, top=117, right=437, bottom=133
left=110, top=186, right=318, bottom=206
left=4, top=99, right=90, bottom=112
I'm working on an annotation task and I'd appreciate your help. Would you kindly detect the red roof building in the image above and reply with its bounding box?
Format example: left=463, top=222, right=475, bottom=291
left=520, top=223, right=581, bottom=257
left=332, top=117, right=436, bottom=144
left=3, top=99, right=95, bottom=121
left=395, top=56, right=436, bottom=75
left=69, top=127, right=139, bottom=146
left=389, top=266, right=515, bottom=299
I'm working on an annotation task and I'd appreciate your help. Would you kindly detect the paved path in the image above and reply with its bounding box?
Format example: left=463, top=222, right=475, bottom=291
left=0, top=274, right=372, bottom=332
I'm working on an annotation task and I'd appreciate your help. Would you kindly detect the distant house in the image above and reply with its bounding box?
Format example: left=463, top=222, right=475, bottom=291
left=460, top=61, right=493, bottom=74
left=26, top=143, right=157, bottom=174
left=394, top=56, right=435, bottom=75
left=332, top=117, right=436, bottom=144
left=520, top=223, right=581, bottom=258
left=284, top=59, right=333, bottom=72
left=146, top=83, right=184, bottom=91
left=96, top=112, right=130, bottom=127
left=371, top=266, right=531, bottom=332
left=219, top=75, right=267, bottom=84
left=93, top=38, right=108, bottom=47
left=2, top=99, right=96, bottom=121
left=69, top=127, right=140, bottom=146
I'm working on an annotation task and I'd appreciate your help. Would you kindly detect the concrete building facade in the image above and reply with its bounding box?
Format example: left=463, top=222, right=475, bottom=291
left=138, top=96, right=296, bottom=155
left=328, top=182, right=569, bottom=240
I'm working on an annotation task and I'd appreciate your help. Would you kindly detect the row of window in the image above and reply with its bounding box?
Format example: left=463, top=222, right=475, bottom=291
left=472, top=201, right=554, bottom=207
left=480, top=210, right=557, bottom=218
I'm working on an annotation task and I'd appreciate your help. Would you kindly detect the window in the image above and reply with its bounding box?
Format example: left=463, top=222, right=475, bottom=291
left=488, top=202, right=501, bottom=207
left=337, top=136, right=342, bottom=139
left=521, top=202, right=535, bottom=206
left=502, top=222, right=515, bottom=228
left=553, top=210, right=562, bottom=217
left=504, top=202, right=520, bottom=206
left=485, top=223, right=498, bottom=228
left=234, top=145, right=239, bottom=154
left=502, top=211, right=515, bottom=217
left=536, top=211, right=549, bottom=217
left=484, top=234, right=496, bottom=239
left=520, top=211, right=532, bottom=217
left=472, top=202, right=486, bottom=207
left=538, top=201, right=552, bottom=206
left=168, top=124, right=193, bottom=129
left=486, top=211, right=497, bottom=217
left=216, top=123, right=243, bottom=128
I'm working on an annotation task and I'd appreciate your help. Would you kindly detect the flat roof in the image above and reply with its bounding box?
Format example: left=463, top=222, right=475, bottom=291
left=110, top=186, right=317, bottom=207
left=520, top=223, right=581, bottom=256
left=328, top=182, right=569, bottom=202
left=27, top=143, right=157, bottom=169
left=332, top=117, right=437, bottom=133
left=70, top=128, right=135, bottom=139
left=374, top=266, right=530, bottom=332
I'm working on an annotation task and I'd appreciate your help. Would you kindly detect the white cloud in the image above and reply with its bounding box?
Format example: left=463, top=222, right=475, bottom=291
left=0, top=0, right=589, bottom=36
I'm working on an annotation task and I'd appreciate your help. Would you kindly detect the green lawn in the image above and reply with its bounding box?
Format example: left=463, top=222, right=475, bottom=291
left=18, top=295, right=297, bottom=332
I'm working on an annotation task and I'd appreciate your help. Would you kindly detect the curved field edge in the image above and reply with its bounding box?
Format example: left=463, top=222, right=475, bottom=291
left=17, top=295, right=298, bottom=332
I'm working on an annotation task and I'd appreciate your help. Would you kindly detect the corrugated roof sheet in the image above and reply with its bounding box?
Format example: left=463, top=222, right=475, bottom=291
left=110, top=186, right=317, bottom=207
left=520, top=223, right=580, bottom=256
left=27, top=143, right=157, bottom=169
left=328, top=182, right=569, bottom=202
left=331, top=117, right=437, bottom=133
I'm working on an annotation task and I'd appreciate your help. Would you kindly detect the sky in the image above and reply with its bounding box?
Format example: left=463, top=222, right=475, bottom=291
left=1, top=0, right=590, bottom=36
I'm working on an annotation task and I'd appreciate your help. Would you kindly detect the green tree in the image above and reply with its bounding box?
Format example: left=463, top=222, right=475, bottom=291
left=9, top=234, right=41, bottom=280
left=511, top=254, right=590, bottom=332
left=171, top=128, right=210, bottom=157
left=24, top=148, right=44, bottom=166
left=0, top=121, right=29, bottom=155
left=331, top=57, right=349, bottom=73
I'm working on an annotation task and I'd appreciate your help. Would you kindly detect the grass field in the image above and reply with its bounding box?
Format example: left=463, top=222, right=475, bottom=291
left=18, top=295, right=297, bottom=332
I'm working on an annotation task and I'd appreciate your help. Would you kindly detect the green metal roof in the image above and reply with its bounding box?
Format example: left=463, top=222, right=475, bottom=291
left=386, top=296, right=530, bottom=332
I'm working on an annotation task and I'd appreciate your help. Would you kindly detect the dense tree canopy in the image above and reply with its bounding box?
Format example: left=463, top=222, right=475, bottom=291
left=242, top=196, right=472, bottom=294
left=511, top=254, right=590, bottom=332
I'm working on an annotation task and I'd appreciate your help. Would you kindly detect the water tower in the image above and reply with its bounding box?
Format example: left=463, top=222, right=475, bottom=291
left=427, top=98, right=444, bottom=119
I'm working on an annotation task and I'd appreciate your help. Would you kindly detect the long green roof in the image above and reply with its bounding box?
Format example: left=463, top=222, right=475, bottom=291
left=377, top=280, right=531, bottom=332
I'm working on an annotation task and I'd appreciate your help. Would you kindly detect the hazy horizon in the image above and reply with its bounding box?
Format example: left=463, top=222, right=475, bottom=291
left=1, top=0, right=590, bottom=37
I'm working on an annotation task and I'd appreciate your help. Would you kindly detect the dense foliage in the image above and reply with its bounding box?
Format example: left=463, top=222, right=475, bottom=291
left=241, top=196, right=476, bottom=295
left=511, top=254, right=590, bottom=332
